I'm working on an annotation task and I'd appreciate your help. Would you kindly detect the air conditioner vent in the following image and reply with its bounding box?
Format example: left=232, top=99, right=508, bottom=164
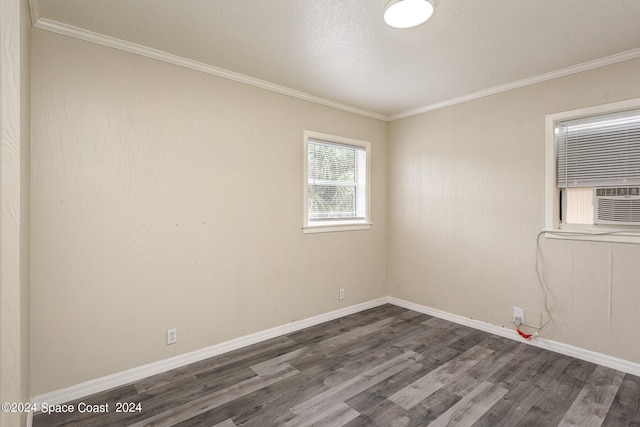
left=595, top=187, right=640, bottom=225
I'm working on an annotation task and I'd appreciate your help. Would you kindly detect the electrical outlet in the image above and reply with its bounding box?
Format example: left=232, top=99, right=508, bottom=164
left=167, top=328, right=177, bottom=345
left=339, top=289, right=345, bottom=300
left=513, top=307, right=525, bottom=325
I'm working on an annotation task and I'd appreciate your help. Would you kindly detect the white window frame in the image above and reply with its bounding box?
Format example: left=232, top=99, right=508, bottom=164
left=545, top=98, right=640, bottom=244
left=303, top=130, right=372, bottom=234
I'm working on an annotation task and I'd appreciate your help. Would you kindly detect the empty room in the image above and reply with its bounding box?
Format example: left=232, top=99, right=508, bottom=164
left=2, top=0, right=640, bottom=425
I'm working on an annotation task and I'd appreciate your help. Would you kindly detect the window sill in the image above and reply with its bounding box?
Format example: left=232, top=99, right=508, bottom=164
left=303, top=222, right=372, bottom=234
left=543, top=227, right=640, bottom=244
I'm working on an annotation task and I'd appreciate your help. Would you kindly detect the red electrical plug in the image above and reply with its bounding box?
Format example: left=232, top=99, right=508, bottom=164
left=517, top=328, right=532, bottom=340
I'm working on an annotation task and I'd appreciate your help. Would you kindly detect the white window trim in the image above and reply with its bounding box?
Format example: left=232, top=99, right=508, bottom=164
left=544, top=98, right=640, bottom=244
left=303, top=130, right=372, bottom=234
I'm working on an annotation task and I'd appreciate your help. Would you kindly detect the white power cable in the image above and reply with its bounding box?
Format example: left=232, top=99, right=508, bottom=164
left=534, top=228, right=637, bottom=337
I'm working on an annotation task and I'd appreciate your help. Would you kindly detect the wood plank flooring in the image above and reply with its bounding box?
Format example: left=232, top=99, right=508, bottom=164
left=33, top=304, right=640, bottom=426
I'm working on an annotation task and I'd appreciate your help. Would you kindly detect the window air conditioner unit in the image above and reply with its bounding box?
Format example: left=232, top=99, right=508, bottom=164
left=594, top=187, right=640, bottom=225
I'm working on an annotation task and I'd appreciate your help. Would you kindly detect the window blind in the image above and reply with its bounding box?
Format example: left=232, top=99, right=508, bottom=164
left=556, top=108, right=640, bottom=188
left=307, top=139, right=364, bottom=221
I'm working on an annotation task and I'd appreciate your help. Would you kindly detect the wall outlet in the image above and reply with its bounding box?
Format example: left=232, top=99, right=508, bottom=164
left=513, top=307, right=525, bottom=325
left=512, top=308, right=542, bottom=328
left=167, top=328, right=177, bottom=345
left=339, top=289, right=345, bottom=300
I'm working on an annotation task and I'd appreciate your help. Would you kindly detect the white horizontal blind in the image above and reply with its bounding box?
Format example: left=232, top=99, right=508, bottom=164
left=556, top=108, right=640, bottom=188
left=307, top=139, right=365, bottom=221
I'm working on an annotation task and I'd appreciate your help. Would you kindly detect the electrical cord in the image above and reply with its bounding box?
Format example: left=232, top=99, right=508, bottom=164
left=533, top=227, right=637, bottom=338
left=534, top=230, right=552, bottom=338
left=514, top=315, right=533, bottom=340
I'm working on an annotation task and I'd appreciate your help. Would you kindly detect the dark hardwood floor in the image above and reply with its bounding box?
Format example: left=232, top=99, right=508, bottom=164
left=33, top=304, right=640, bottom=426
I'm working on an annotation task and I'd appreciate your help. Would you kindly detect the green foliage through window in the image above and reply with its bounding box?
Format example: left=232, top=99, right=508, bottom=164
left=307, top=140, right=363, bottom=220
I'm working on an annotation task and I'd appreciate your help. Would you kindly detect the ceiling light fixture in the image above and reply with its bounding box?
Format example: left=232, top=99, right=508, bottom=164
left=384, top=0, right=435, bottom=29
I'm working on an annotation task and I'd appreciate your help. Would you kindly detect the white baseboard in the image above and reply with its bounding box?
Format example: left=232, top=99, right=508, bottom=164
left=30, top=297, right=388, bottom=410
left=387, top=296, right=640, bottom=377
left=30, top=295, right=640, bottom=423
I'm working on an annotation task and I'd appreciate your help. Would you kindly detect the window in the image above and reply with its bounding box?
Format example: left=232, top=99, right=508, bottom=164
left=303, top=131, right=371, bottom=233
left=545, top=98, right=640, bottom=243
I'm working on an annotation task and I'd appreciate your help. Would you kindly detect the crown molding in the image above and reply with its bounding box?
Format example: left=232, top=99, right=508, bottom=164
left=28, top=0, right=39, bottom=26
left=29, top=5, right=640, bottom=123
left=390, top=47, right=640, bottom=121
left=31, top=16, right=390, bottom=122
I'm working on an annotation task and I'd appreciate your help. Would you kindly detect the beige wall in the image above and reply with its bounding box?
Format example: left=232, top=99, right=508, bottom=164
left=20, top=0, right=31, bottom=413
left=30, top=23, right=640, bottom=398
left=30, top=30, right=387, bottom=395
left=0, top=0, right=31, bottom=427
left=1, top=0, right=31, bottom=425
left=388, top=58, right=640, bottom=364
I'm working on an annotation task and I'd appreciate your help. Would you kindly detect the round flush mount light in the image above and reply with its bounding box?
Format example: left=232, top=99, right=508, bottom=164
left=384, top=0, right=435, bottom=29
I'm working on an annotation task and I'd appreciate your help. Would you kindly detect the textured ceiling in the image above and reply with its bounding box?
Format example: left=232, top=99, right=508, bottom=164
left=32, top=0, right=640, bottom=119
